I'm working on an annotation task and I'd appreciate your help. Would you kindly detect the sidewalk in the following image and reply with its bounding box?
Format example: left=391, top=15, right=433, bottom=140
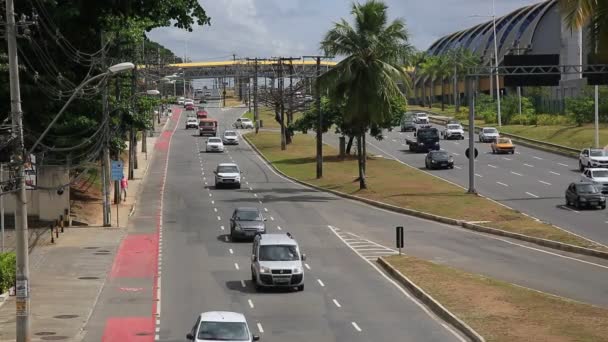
left=0, top=115, right=171, bottom=341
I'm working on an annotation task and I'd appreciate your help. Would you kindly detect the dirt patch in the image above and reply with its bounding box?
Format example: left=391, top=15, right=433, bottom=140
left=385, top=255, right=608, bottom=342
left=70, top=174, right=103, bottom=227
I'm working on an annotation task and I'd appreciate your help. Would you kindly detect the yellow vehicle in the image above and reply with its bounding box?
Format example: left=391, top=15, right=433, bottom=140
left=491, top=137, right=515, bottom=154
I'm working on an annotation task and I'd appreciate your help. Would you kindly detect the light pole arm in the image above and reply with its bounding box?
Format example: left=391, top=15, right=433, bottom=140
left=28, top=72, right=109, bottom=155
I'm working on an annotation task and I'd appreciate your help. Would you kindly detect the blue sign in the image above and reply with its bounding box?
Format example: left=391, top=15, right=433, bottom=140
left=111, top=161, right=124, bottom=181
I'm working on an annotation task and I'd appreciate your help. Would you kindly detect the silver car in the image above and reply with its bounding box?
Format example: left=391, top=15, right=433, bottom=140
left=222, top=130, right=239, bottom=145
left=230, top=207, right=266, bottom=241
left=251, top=233, right=305, bottom=292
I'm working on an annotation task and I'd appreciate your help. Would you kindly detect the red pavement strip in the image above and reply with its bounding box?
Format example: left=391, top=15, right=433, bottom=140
left=102, top=108, right=182, bottom=341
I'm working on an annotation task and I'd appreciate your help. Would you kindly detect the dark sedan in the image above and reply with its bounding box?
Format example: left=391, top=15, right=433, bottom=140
left=230, top=207, right=267, bottom=241
left=565, top=182, right=606, bottom=209
left=425, top=150, right=454, bottom=170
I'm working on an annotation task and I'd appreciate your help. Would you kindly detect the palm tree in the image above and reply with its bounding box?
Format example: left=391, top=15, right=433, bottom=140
left=409, top=50, right=427, bottom=106
left=435, top=55, right=451, bottom=111
left=320, top=0, right=410, bottom=190
left=420, top=56, right=439, bottom=109
left=446, top=48, right=480, bottom=113
left=559, top=0, right=608, bottom=61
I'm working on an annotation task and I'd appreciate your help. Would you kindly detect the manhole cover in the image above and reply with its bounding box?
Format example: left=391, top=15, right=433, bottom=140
left=41, top=336, right=68, bottom=341
left=135, top=332, right=152, bottom=336
left=84, top=247, right=99, bottom=249
left=35, top=332, right=56, bottom=336
left=78, top=277, right=99, bottom=280
left=54, top=315, right=78, bottom=319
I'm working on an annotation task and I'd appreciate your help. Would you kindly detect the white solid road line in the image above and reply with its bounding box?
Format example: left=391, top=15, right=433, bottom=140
left=539, top=180, right=552, bottom=185
left=497, top=181, right=509, bottom=187
left=234, top=263, right=240, bottom=270
left=558, top=163, right=569, bottom=167
left=257, top=323, right=264, bottom=334
left=550, top=171, right=561, bottom=176
left=248, top=299, right=254, bottom=308
left=510, top=171, right=523, bottom=176
left=332, top=299, right=342, bottom=308
left=487, top=164, right=497, bottom=168
left=351, top=322, right=362, bottom=332
left=526, top=192, right=539, bottom=198
left=523, top=163, right=534, bottom=167
left=317, top=279, right=325, bottom=287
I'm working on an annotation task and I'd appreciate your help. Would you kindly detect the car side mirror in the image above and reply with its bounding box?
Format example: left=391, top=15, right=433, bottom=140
left=253, top=336, right=260, bottom=341
left=301, top=254, right=307, bottom=261
left=186, top=333, right=194, bottom=340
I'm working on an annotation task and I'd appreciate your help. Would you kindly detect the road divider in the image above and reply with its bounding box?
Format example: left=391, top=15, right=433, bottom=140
left=244, top=131, right=608, bottom=260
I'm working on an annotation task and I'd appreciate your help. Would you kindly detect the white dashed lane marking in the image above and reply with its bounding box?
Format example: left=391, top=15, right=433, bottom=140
left=248, top=299, right=254, bottom=308
left=510, top=171, right=522, bottom=176
left=487, top=164, right=497, bottom=168
left=539, top=180, right=552, bottom=185
left=475, top=173, right=483, bottom=177
left=257, top=323, right=264, bottom=334
left=550, top=171, right=561, bottom=176
left=351, top=322, right=362, bottom=332
left=533, top=156, right=543, bottom=160
left=332, top=299, right=342, bottom=308
left=523, top=163, right=534, bottom=167
left=317, top=279, right=325, bottom=287
left=234, top=263, right=240, bottom=270
left=558, top=163, right=569, bottom=167
left=454, top=166, right=462, bottom=169
left=526, top=192, right=539, bottom=198
left=496, top=182, right=509, bottom=187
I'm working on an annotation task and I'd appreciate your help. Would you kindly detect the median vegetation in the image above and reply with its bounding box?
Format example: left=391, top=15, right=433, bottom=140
left=384, top=255, right=608, bottom=342
left=245, top=131, right=605, bottom=250
left=0, top=252, right=16, bottom=294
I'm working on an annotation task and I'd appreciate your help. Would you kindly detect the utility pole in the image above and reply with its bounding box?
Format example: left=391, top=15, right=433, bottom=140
left=246, top=58, right=260, bottom=131
left=129, top=65, right=137, bottom=180
left=223, top=66, right=227, bottom=107
left=5, top=0, right=31, bottom=338
left=101, top=32, right=112, bottom=227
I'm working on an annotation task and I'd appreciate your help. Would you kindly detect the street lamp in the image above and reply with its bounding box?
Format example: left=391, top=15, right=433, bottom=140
left=29, top=62, right=135, bottom=154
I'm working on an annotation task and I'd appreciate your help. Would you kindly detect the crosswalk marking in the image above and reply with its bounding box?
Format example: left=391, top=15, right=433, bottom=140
left=330, top=227, right=397, bottom=259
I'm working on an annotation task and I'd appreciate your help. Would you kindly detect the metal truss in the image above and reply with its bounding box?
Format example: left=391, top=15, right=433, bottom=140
left=466, top=64, right=608, bottom=77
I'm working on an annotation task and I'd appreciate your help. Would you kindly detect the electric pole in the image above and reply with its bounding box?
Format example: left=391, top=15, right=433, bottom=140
left=5, top=0, right=31, bottom=338
left=101, top=32, right=111, bottom=226
left=303, top=56, right=332, bottom=179
left=246, top=58, right=261, bottom=130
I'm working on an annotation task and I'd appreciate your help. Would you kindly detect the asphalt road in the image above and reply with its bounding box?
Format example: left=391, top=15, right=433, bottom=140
left=324, top=123, right=608, bottom=245
left=152, top=102, right=608, bottom=342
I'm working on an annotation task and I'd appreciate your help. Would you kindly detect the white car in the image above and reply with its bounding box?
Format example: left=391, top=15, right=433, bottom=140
left=442, top=123, right=465, bottom=140
left=186, top=311, right=259, bottom=342
left=479, top=127, right=499, bottom=143
left=251, top=232, right=305, bottom=292
left=222, top=130, right=239, bottom=145
left=186, top=117, right=198, bottom=129
left=177, top=97, right=185, bottom=105
left=214, top=163, right=241, bottom=188
left=414, top=112, right=429, bottom=124
left=206, top=137, right=224, bottom=152
left=581, top=168, right=608, bottom=194
left=184, top=99, right=194, bottom=107
left=235, top=118, right=254, bottom=129
left=579, top=148, right=608, bottom=171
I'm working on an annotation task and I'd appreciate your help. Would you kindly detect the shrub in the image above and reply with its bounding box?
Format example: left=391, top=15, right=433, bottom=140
left=481, top=110, right=497, bottom=124
left=0, top=252, right=16, bottom=293
left=566, top=97, right=594, bottom=126
left=536, top=114, right=575, bottom=126
left=511, top=114, right=536, bottom=125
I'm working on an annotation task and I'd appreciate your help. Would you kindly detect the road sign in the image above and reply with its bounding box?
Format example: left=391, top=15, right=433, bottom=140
left=465, top=147, right=478, bottom=159
left=396, top=226, right=404, bottom=255
left=111, top=161, right=124, bottom=181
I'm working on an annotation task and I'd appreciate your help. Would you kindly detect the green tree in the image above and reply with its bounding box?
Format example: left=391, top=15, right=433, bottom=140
left=559, top=0, right=608, bottom=61
left=420, top=56, right=439, bottom=109
left=445, top=48, right=480, bottom=113
left=319, top=0, right=410, bottom=189
left=408, top=50, right=427, bottom=106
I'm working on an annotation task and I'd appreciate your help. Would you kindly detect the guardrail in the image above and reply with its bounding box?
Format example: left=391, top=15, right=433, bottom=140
left=414, top=109, right=580, bottom=158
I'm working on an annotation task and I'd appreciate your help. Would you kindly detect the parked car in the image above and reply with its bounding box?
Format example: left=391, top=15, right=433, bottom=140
left=565, top=182, right=606, bottom=209
left=425, top=150, right=454, bottom=169
left=214, top=163, right=241, bottom=188
left=185, top=117, right=198, bottom=129
left=234, top=118, right=254, bottom=129
left=491, top=137, right=515, bottom=154
left=186, top=311, right=259, bottom=342
left=580, top=168, right=608, bottom=194
left=230, top=207, right=266, bottom=240
left=205, top=137, right=224, bottom=152
left=441, top=123, right=465, bottom=140
left=478, top=127, right=499, bottom=143
left=222, top=130, right=239, bottom=145
left=579, top=148, right=608, bottom=171
left=414, top=112, right=429, bottom=124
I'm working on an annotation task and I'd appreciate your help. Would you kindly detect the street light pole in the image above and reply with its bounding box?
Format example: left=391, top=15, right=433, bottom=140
left=5, top=0, right=31, bottom=338
left=491, top=0, right=502, bottom=127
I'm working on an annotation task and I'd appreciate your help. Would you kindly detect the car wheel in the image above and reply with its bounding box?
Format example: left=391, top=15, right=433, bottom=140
left=297, top=285, right=304, bottom=291
left=565, top=198, right=570, bottom=206
left=575, top=199, right=581, bottom=209
left=425, top=160, right=429, bottom=169
left=601, top=205, right=606, bottom=210
left=579, top=162, right=584, bottom=172
left=461, top=136, right=465, bottom=140
left=510, top=150, right=515, bottom=154
left=236, top=183, right=241, bottom=189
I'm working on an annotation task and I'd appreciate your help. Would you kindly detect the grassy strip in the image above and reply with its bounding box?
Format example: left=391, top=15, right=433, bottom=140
left=409, top=105, right=608, bottom=149
left=385, top=255, right=608, bottom=342
left=246, top=131, right=604, bottom=250
left=224, top=97, right=243, bottom=107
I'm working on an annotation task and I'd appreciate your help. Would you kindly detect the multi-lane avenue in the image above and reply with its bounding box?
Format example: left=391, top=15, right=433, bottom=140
left=327, top=121, right=608, bottom=245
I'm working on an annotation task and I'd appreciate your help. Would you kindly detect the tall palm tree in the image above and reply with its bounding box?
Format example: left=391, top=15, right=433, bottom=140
left=420, top=56, right=439, bottom=109
left=446, top=48, right=480, bottom=113
left=559, top=0, right=608, bottom=61
left=320, top=0, right=410, bottom=190
left=409, top=50, right=427, bottom=106
left=435, top=55, right=451, bottom=111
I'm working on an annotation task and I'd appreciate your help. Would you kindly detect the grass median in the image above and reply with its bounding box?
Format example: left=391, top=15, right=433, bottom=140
left=384, top=255, right=608, bottom=342
left=224, top=97, right=243, bottom=107
left=245, top=131, right=605, bottom=250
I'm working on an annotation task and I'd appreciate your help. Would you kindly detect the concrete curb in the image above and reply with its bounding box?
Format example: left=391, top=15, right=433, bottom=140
left=377, top=257, right=486, bottom=342
left=243, top=134, right=608, bottom=260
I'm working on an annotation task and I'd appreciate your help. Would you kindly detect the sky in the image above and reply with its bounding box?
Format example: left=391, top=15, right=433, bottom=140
left=147, top=0, right=547, bottom=62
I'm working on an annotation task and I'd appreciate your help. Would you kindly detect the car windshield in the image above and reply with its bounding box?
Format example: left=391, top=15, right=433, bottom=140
left=591, top=170, right=608, bottom=178
left=497, top=138, right=511, bottom=144
left=447, top=124, right=461, bottom=129
left=197, top=321, right=249, bottom=341
left=416, top=113, right=427, bottom=117
left=224, top=132, right=237, bottom=136
left=432, top=151, right=449, bottom=158
left=483, top=128, right=497, bottom=133
left=417, top=129, right=438, bottom=139
left=208, top=138, right=222, bottom=143
left=577, top=184, right=599, bottom=194
left=235, top=210, right=261, bottom=221
left=218, top=166, right=238, bottom=173
left=590, top=149, right=608, bottom=157
left=200, top=122, right=216, bottom=127
left=241, top=119, right=252, bottom=123
left=259, top=245, right=299, bottom=261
